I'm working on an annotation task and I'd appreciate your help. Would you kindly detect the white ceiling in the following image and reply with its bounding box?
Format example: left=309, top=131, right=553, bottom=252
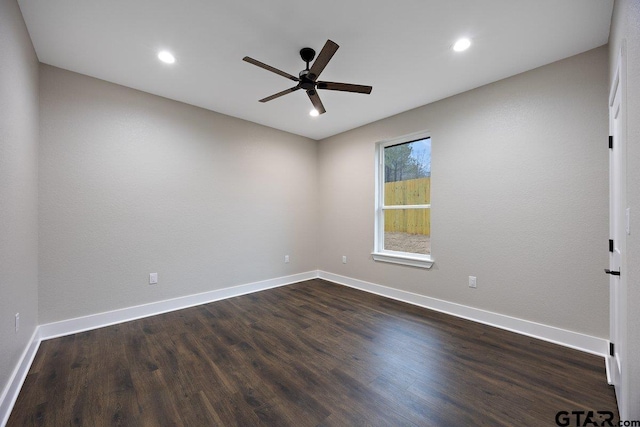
left=18, top=0, right=613, bottom=140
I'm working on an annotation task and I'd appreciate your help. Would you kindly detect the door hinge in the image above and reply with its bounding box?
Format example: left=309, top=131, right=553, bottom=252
left=609, top=135, right=613, bottom=149
left=610, top=342, right=614, bottom=357
left=609, top=239, right=614, bottom=252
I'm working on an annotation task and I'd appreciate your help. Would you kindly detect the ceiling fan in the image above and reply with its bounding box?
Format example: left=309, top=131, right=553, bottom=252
left=243, top=40, right=372, bottom=115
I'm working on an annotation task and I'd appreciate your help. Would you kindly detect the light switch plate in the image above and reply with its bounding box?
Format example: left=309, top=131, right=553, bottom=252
left=626, top=207, right=630, bottom=235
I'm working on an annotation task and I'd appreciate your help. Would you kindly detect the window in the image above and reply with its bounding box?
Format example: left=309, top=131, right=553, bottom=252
left=373, top=132, right=433, bottom=268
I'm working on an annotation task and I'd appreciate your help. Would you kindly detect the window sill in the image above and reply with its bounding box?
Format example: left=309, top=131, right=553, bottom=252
left=371, top=251, right=434, bottom=269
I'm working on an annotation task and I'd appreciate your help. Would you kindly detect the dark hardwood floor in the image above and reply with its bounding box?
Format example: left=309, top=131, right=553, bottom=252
left=8, top=279, right=618, bottom=426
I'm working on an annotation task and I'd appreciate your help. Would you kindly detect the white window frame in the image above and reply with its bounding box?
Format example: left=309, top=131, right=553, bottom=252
left=372, top=130, right=434, bottom=269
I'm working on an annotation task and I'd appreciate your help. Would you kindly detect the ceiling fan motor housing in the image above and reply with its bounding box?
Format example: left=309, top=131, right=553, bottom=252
left=298, top=70, right=316, bottom=90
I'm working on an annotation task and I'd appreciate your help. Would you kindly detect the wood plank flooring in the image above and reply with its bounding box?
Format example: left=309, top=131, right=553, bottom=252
left=8, top=279, right=618, bottom=426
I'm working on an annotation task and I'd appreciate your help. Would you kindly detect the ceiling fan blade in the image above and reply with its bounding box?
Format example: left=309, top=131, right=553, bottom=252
left=243, top=56, right=299, bottom=82
left=307, top=89, right=326, bottom=114
left=308, top=40, right=339, bottom=81
left=259, top=86, right=300, bottom=103
left=317, top=81, right=373, bottom=94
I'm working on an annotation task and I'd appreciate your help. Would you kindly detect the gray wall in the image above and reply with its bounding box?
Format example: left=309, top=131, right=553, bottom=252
left=0, top=0, right=39, bottom=399
left=38, top=65, right=318, bottom=323
left=609, top=0, right=640, bottom=418
left=318, top=46, right=609, bottom=338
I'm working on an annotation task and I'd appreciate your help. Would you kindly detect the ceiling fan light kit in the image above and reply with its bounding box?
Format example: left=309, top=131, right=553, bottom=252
left=243, top=39, right=372, bottom=115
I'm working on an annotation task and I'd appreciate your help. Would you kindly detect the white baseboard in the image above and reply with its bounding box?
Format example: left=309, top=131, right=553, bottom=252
left=39, top=271, right=319, bottom=340
left=0, top=328, right=41, bottom=427
left=318, top=271, right=609, bottom=357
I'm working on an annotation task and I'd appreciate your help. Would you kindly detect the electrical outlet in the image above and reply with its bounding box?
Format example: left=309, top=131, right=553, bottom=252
left=285, top=255, right=290, bottom=263
left=469, top=276, right=477, bottom=288
left=149, top=273, right=158, bottom=285
left=15, top=313, right=19, bottom=333
left=342, top=255, right=347, bottom=264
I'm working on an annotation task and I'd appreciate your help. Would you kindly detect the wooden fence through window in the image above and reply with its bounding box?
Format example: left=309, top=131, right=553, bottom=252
left=384, top=177, right=430, bottom=235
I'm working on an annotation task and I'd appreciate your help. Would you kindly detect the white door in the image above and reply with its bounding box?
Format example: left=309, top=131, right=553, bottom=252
left=608, top=44, right=627, bottom=417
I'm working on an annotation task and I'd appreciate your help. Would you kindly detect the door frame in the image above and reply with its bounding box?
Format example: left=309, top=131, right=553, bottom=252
left=607, top=40, right=628, bottom=419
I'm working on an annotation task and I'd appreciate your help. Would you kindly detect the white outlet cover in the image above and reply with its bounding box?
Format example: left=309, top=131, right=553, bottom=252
left=469, top=276, right=477, bottom=288
left=149, top=273, right=158, bottom=284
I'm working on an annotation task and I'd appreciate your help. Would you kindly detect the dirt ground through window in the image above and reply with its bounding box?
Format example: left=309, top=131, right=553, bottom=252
left=384, top=232, right=431, bottom=255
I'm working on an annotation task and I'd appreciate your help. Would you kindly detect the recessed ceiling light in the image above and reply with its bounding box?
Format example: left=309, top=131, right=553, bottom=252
left=309, top=109, right=319, bottom=117
left=453, top=38, right=471, bottom=52
left=158, top=50, right=176, bottom=64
